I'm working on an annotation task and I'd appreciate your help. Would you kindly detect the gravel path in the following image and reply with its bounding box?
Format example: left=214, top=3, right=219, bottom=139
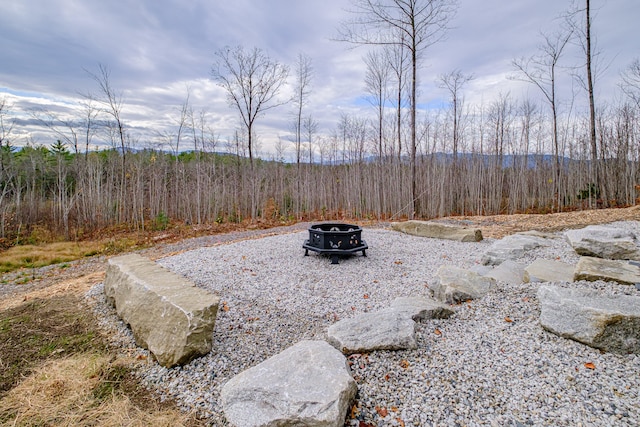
left=87, top=222, right=640, bottom=426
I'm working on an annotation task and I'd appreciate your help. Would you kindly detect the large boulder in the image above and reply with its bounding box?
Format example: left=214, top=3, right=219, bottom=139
left=573, top=256, right=640, bottom=286
left=481, top=234, right=546, bottom=266
left=538, top=285, right=640, bottom=354
left=221, top=340, right=357, bottom=427
left=327, top=309, right=417, bottom=354
left=431, top=266, right=496, bottom=304
left=390, top=296, right=454, bottom=321
left=565, top=225, right=640, bottom=260
left=390, top=220, right=482, bottom=242
left=104, top=253, right=219, bottom=368
left=524, top=258, right=575, bottom=283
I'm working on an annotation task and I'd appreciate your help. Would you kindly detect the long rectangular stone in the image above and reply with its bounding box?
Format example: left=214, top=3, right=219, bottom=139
left=573, top=256, right=640, bottom=286
left=104, top=253, right=219, bottom=367
left=391, top=220, right=482, bottom=242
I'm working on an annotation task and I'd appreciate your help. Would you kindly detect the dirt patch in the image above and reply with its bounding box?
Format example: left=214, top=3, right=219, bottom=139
left=441, top=205, right=640, bottom=239
left=0, top=294, right=105, bottom=394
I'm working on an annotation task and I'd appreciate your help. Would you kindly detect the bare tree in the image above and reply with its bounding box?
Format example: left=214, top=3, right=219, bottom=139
left=567, top=0, right=599, bottom=195
left=512, top=29, right=572, bottom=209
left=364, top=49, right=390, bottom=162
left=385, top=38, right=410, bottom=161
left=85, top=64, right=127, bottom=159
left=438, top=69, right=473, bottom=162
left=303, top=114, right=318, bottom=163
left=0, top=97, right=15, bottom=163
left=212, top=45, right=289, bottom=169
left=338, top=0, right=458, bottom=217
left=292, top=53, right=313, bottom=166
left=620, top=58, right=640, bottom=108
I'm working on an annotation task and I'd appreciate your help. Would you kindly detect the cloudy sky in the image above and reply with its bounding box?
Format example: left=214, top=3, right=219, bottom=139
left=1, top=0, right=638, bottom=157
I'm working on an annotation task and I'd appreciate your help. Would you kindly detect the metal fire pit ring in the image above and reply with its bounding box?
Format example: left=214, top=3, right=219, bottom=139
left=303, top=223, right=368, bottom=264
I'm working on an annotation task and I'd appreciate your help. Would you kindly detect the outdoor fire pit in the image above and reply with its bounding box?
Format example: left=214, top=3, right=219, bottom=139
left=303, top=223, right=368, bottom=264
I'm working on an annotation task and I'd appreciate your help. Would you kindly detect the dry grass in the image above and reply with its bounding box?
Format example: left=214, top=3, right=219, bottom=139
left=0, top=292, right=206, bottom=427
left=0, top=354, right=200, bottom=427
left=0, top=241, right=104, bottom=273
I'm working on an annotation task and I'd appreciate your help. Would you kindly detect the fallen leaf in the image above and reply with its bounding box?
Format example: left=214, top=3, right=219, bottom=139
left=350, top=404, right=359, bottom=419
left=400, top=359, right=410, bottom=369
left=434, top=328, right=442, bottom=336
left=375, top=406, right=389, bottom=417
left=222, top=302, right=230, bottom=312
left=359, top=422, right=375, bottom=427
left=384, top=373, right=390, bottom=381
left=505, top=317, right=513, bottom=323
left=394, top=260, right=403, bottom=265
left=397, top=419, right=405, bottom=427
left=585, top=362, right=596, bottom=370
left=391, top=406, right=398, bottom=412
left=363, top=294, right=369, bottom=299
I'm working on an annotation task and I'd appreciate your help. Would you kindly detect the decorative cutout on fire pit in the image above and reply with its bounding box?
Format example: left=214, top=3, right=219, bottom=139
left=303, top=223, right=368, bottom=264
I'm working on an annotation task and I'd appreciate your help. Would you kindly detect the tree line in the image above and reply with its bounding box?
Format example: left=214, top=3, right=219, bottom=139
left=1, top=0, right=639, bottom=246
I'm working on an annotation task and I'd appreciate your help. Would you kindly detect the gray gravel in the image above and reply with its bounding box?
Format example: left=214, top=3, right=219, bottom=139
left=86, top=222, right=640, bottom=426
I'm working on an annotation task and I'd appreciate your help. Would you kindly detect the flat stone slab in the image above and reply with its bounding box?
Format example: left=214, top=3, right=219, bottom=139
left=574, top=256, right=640, bottom=286
left=431, top=266, right=496, bottom=304
left=481, top=234, right=546, bottom=266
left=524, top=258, right=574, bottom=283
left=391, top=220, right=482, bottom=242
left=390, top=296, right=454, bottom=321
left=104, top=253, right=219, bottom=367
left=565, top=225, right=640, bottom=260
left=538, top=285, right=640, bottom=354
left=483, top=260, right=525, bottom=284
left=221, top=340, right=357, bottom=427
left=327, top=309, right=417, bottom=354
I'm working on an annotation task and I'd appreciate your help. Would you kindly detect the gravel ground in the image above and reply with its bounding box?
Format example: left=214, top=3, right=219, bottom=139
left=86, top=221, right=640, bottom=426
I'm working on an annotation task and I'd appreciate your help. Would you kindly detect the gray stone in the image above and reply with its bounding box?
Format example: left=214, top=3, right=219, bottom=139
left=327, top=309, right=417, bottom=354
left=390, top=296, right=454, bottom=321
left=483, top=260, right=525, bottom=284
left=221, top=340, right=357, bottom=427
left=518, top=230, right=559, bottom=239
left=104, top=253, right=219, bottom=368
left=524, top=258, right=575, bottom=283
left=481, top=234, right=546, bottom=266
left=469, top=264, right=493, bottom=276
left=431, top=265, right=496, bottom=304
left=565, top=225, right=640, bottom=260
left=573, top=256, right=640, bottom=286
left=390, top=220, right=482, bottom=242
left=538, top=285, right=640, bottom=354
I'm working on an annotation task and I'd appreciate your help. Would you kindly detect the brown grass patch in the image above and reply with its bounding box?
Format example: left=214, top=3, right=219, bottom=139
left=0, top=290, right=206, bottom=427
left=0, top=241, right=107, bottom=273
left=0, top=354, right=201, bottom=426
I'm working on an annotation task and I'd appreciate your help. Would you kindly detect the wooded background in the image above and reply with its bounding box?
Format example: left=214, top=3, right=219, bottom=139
left=1, top=90, right=638, bottom=246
